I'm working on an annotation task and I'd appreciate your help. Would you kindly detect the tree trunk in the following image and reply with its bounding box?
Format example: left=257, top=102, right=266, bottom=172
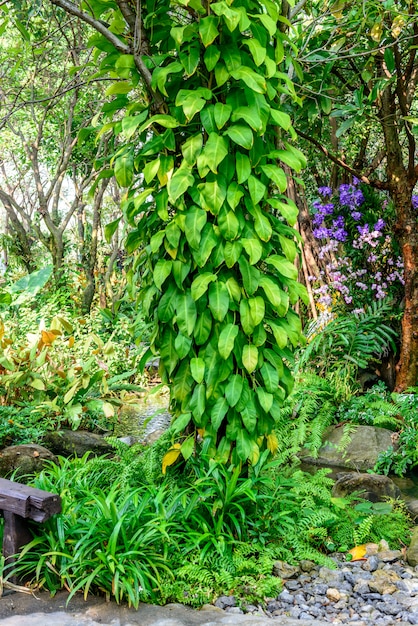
left=392, top=185, right=418, bottom=391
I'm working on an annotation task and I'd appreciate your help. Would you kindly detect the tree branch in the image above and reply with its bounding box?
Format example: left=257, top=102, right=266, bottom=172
left=296, top=129, right=390, bottom=190
left=50, top=0, right=131, bottom=55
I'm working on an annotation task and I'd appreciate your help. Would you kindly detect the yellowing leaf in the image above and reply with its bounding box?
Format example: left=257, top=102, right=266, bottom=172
left=330, top=0, right=344, bottom=19
left=41, top=330, right=61, bottom=345
left=391, top=16, right=405, bottom=39
left=68, top=336, right=75, bottom=348
left=348, top=544, right=367, bottom=561
left=162, top=444, right=182, bottom=474
left=266, top=432, right=279, bottom=454
left=370, top=23, right=383, bottom=42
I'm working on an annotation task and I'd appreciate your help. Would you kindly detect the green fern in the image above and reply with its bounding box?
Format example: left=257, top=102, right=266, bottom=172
left=300, top=299, right=398, bottom=382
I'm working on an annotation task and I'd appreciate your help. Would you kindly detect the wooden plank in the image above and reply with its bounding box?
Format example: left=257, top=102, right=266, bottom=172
left=0, top=478, right=61, bottom=520
left=3, top=511, right=33, bottom=567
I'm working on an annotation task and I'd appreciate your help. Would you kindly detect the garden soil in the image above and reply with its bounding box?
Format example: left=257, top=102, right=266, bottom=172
left=0, top=591, right=333, bottom=626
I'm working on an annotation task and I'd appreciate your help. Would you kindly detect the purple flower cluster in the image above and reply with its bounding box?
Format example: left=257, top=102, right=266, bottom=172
left=412, top=195, right=418, bottom=209
left=310, top=180, right=404, bottom=311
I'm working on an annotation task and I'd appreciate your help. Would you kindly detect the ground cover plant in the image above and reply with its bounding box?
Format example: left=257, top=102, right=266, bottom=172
left=6, top=446, right=412, bottom=608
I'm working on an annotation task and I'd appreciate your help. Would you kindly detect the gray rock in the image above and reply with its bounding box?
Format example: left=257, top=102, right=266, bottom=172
left=299, top=425, right=393, bottom=472
left=273, top=561, right=299, bottom=579
left=43, top=430, right=113, bottom=458
left=214, top=596, right=236, bottom=609
left=332, top=472, right=401, bottom=503
left=408, top=528, right=418, bottom=567
left=0, top=444, right=58, bottom=478
left=278, top=590, right=294, bottom=604
left=362, top=556, right=379, bottom=572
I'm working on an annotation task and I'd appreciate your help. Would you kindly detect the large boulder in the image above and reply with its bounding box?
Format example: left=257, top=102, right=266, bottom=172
left=42, top=430, right=113, bottom=458
left=407, top=527, right=418, bottom=566
left=0, top=444, right=58, bottom=478
left=332, top=472, right=401, bottom=502
left=299, top=425, right=393, bottom=472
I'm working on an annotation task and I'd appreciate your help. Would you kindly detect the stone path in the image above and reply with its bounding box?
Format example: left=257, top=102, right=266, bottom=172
left=0, top=596, right=331, bottom=626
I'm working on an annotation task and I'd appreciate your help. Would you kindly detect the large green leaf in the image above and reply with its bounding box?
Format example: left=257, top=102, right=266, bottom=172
left=231, top=66, right=267, bottom=93
left=224, top=125, right=254, bottom=150
left=160, top=328, right=178, bottom=375
left=267, top=198, right=298, bottom=226
left=211, top=1, right=241, bottom=31
left=191, top=272, right=217, bottom=300
left=190, top=357, right=205, bottom=383
left=224, top=240, right=242, bottom=268
left=182, top=133, right=203, bottom=165
left=218, top=323, right=239, bottom=359
left=192, top=224, right=219, bottom=266
left=256, top=387, right=273, bottom=412
left=175, top=292, right=197, bottom=336
left=260, top=362, right=279, bottom=393
left=244, top=38, right=266, bottom=66
left=204, top=45, right=220, bottom=71
left=240, top=298, right=255, bottom=335
left=225, top=374, right=243, bottom=407
left=238, top=256, right=260, bottom=295
left=175, top=332, right=192, bottom=359
left=199, top=15, right=219, bottom=46
left=199, top=132, right=228, bottom=173
left=242, top=344, right=258, bottom=373
left=211, top=397, right=229, bottom=431
left=236, top=428, right=253, bottom=461
left=208, top=281, right=230, bottom=322
left=185, top=207, right=207, bottom=249
left=197, top=179, right=227, bottom=214
left=214, top=102, right=232, bottom=129
left=259, top=275, right=284, bottom=310
left=236, top=152, right=251, bottom=183
left=168, top=168, right=195, bottom=203
left=114, top=149, right=134, bottom=187
left=218, top=207, right=240, bottom=240
left=241, top=238, right=263, bottom=264
left=248, top=296, right=265, bottom=326
left=189, top=383, right=206, bottom=420
left=247, top=176, right=266, bottom=205
left=266, top=255, right=298, bottom=280
left=260, top=164, right=287, bottom=192
left=194, top=309, right=213, bottom=345
left=153, top=259, right=172, bottom=290
left=173, top=361, right=194, bottom=402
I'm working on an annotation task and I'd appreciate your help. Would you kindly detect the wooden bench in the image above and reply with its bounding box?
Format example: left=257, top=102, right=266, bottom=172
left=0, top=478, right=61, bottom=565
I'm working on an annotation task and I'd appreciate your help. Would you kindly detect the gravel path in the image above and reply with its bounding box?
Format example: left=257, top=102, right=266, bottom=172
left=1, top=541, right=417, bottom=625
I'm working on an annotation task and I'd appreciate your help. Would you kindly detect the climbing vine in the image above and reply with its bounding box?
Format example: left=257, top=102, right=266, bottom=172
left=65, top=0, right=308, bottom=465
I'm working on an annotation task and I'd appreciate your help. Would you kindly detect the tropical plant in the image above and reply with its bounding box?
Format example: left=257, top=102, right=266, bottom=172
left=31, top=0, right=310, bottom=466
left=299, top=299, right=398, bottom=385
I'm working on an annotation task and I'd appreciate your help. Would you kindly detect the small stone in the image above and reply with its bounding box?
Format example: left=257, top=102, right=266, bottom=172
left=284, top=580, right=300, bottom=591
left=278, top=589, right=294, bottom=604
left=362, top=555, right=380, bottom=572
left=214, top=595, right=236, bottom=608
left=273, top=560, right=300, bottom=579
left=378, top=539, right=390, bottom=551
left=369, top=569, right=400, bottom=594
left=224, top=606, right=243, bottom=614
left=294, top=592, right=306, bottom=604
left=376, top=600, right=401, bottom=616
left=299, top=612, right=314, bottom=620
left=409, top=612, right=418, bottom=625
left=312, top=583, right=328, bottom=595
left=397, top=579, right=418, bottom=594
left=326, top=587, right=341, bottom=602
left=318, top=567, right=344, bottom=585
left=365, top=543, right=380, bottom=556
left=288, top=607, right=302, bottom=618
left=378, top=549, right=402, bottom=563
left=300, top=560, right=316, bottom=573
left=354, top=581, right=370, bottom=595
